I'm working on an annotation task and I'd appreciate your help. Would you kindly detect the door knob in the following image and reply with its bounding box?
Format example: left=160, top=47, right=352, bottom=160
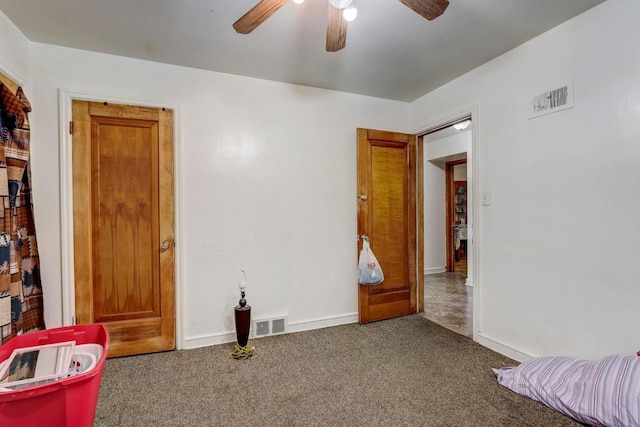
left=161, top=240, right=171, bottom=251
left=358, top=194, right=368, bottom=201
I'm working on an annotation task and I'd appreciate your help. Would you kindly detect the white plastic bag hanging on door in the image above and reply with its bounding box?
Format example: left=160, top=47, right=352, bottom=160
left=358, top=237, right=384, bottom=285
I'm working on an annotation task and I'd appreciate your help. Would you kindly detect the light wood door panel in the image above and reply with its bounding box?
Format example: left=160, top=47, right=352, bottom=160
left=72, top=100, right=175, bottom=357
left=92, top=115, right=159, bottom=323
left=357, top=128, right=417, bottom=323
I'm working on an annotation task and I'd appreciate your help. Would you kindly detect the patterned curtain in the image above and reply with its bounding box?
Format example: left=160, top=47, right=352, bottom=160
left=0, top=83, right=44, bottom=344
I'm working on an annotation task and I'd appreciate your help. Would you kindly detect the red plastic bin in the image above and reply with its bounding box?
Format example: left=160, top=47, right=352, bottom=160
left=0, top=324, right=109, bottom=427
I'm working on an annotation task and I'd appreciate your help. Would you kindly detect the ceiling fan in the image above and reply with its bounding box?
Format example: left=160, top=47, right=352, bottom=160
left=233, top=0, right=449, bottom=52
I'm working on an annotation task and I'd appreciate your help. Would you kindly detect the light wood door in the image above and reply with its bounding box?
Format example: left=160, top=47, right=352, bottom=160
left=72, top=100, right=175, bottom=357
left=357, top=128, right=417, bottom=323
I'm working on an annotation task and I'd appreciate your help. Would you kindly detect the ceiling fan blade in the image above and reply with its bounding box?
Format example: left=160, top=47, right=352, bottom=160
left=233, top=0, right=289, bottom=34
left=397, top=0, right=449, bottom=20
left=326, top=3, right=347, bottom=52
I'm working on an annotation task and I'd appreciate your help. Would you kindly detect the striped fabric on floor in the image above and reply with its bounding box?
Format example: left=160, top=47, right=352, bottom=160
left=493, top=354, right=640, bottom=427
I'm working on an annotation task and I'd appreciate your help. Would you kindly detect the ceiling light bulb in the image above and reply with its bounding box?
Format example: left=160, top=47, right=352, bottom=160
left=328, top=0, right=352, bottom=10
left=453, top=120, right=471, bottom=131
left=343, top=5, right=357, bottom=21
left=292, top=0, right=304, bottom=4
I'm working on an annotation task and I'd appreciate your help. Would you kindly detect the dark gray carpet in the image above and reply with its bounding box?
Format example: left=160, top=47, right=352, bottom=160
left=94, top=315, right=580, bottom=426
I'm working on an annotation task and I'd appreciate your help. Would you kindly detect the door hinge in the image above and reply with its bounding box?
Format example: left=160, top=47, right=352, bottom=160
left=69, top=120, right=73, bottom=135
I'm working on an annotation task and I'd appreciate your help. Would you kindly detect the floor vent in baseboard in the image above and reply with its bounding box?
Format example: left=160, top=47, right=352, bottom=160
left=253, top=316, right=288, bottom=338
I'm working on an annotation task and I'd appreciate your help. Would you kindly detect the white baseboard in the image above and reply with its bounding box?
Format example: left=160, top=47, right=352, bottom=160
left=465, top=278, right=473, bottom=287
left=475, top=332, right=532, bottom=363
left=424, top=267, right=447, bottom=275
left=288, top=312, right=358, bottom=333
left=183, top=330, right=237, bottom=350
left=180, top=315, right=534, bottom=365
left=183, top=312, right=358, bottom=350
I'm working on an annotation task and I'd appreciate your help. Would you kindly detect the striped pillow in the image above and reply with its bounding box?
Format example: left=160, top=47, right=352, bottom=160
left=493, top=355, right=640, bottom=426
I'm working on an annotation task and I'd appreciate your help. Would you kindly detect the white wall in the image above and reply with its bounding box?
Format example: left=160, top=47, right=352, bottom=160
left=27, top=43, right=411, bottom=348
left=0, top=11, right=30, bottom=85
left=453, top=164, right=467, bottom=181
left=413, top=0, right=640, bottom=360
left=423, top=131, right=471, bottom=274
left=425, top=131, right=471, bottom=162
left=423, top=161, right=445, bottom=273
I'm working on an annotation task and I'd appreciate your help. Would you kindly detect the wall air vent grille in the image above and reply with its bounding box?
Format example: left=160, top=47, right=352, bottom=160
left=530, top=80, right=574, bottom=119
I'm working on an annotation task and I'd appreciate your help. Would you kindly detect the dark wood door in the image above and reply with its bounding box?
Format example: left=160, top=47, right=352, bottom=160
left=357, top=128, right=417, bottom=323
left=445, top=159, right=467, bottom=274
left=71, top=100, right=175, bottom=357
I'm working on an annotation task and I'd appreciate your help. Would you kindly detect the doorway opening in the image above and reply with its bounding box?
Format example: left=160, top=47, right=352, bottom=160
left=419, top=117, right=473, bottom=338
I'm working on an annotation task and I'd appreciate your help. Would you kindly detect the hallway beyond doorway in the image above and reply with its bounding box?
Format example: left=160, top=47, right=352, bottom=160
left=421, top=272, right=472, bottom=338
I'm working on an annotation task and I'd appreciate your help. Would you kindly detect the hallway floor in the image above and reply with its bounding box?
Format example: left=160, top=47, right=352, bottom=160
left=421, top=272, right=472, bottom=338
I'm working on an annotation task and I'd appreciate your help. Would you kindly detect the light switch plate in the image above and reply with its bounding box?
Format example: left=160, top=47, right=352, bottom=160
left=482, top=192, right=491, bottom=206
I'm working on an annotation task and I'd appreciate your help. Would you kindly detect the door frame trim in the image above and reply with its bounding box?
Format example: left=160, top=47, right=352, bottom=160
left=59, top=89, right=184, bottom=350
left=413, top=105, right=479, bottom=341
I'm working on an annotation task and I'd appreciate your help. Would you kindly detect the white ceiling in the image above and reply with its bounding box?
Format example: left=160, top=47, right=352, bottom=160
left=0, top=0, right=606, bottom=101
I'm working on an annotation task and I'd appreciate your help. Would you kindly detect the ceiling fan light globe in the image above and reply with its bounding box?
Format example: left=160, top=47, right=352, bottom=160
left=328, top=0, right=352, bottom=10
left=343, top=5, right=357, bottom=21
left=292, top=0, right=304, bottom=4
